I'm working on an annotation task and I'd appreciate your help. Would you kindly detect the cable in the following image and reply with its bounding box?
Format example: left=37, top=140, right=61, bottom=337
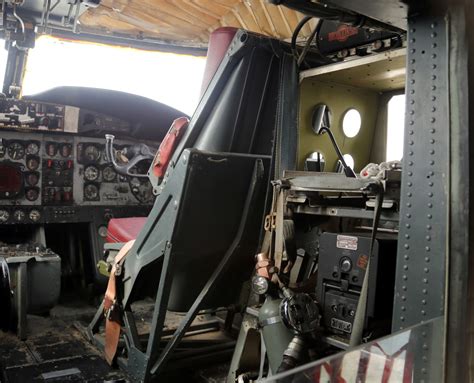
left=297, top=18, right=323, bottom=66
left=291, top=16, right=312, bottom=60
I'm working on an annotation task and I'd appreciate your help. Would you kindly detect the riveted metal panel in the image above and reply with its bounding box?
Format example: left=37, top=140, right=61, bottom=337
left=392, top=16, right=448, bottom=330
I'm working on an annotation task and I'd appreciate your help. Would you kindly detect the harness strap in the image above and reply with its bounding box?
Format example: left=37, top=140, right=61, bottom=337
left=103, top=239, right=135, bottom=365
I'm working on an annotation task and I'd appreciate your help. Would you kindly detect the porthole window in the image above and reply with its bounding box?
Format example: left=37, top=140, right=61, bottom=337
left=305, top=151, right=325, bottom=172
left=343, top=153, right=355, bottom=169
left=342, top=108, right=362, bottom=138
left=309, top=151, right=325, bottom=160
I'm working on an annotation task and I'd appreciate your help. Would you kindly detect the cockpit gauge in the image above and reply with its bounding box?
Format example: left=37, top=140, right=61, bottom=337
left=84, top=165, right=99, bottom=181
left=26, top=142, right=40, bottom=155
left=60, top=143, right=72, bottom=158
left=84, top=145, right=101, bottom=162
left=13, top=209, right=25, bottom=222
left=98, top=225, right=108, bottom=238
left=46, top=142, right=58, bottom=157
left=102, top=165, right=116, bottom=182
left=25, top=188, right=39, bottom=201
left=29, top=209, right=41, bottom=222
left=26, top=156, right=40, bottom=171
left=0, top=210, right=9, bottom=223
left=8, top=142, right=25, bottom=160
left=26, top=172, right=39, bottom=186
left=84, top=183, right=99, bottom=201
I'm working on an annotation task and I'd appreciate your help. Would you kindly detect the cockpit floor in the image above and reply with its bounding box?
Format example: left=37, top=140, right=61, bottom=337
left=0, top=314, right=128, bottom=382
left=0, top=302, right=230, bottom=382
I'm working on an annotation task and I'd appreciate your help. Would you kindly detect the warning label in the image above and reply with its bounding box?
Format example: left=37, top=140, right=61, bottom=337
left=336, top=235, right=358, bottom=251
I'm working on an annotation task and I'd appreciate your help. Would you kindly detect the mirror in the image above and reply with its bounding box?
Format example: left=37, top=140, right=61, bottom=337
left=312, top=104, right=331, bottom=135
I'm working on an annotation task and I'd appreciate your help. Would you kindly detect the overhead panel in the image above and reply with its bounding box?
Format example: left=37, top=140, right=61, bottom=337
left=78, top=0, right=315, bottom=48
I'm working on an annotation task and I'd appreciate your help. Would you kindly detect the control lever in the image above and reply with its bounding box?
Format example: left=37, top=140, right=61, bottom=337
left=312, top=104, right=356, bottom=178
left=105, top=134, right=154, bottom=178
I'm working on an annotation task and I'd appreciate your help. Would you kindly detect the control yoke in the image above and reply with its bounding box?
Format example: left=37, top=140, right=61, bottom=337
left=105, top=134, right=155, bottom=178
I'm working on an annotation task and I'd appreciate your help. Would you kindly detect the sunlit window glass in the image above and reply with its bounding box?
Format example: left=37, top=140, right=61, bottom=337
left=22, top=36, right=206, bottom=116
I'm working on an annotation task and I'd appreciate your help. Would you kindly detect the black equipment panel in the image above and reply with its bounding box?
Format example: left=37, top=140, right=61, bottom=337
left=317, top=232, right=397, bottom=339
left=318, top=20, right=400, bottom=55
left=0, top=115, right=155, bottom=225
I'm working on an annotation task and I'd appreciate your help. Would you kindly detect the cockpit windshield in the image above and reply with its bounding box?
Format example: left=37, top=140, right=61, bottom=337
left=22, top=36, right=206, bottom=115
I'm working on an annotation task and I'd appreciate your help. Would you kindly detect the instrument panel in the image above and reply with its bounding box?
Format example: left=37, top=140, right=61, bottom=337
left=0, top=131, right=155, bottom=225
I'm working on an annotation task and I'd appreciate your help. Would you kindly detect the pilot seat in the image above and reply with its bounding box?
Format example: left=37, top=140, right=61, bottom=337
left=105, top=27, right=238, bottom=245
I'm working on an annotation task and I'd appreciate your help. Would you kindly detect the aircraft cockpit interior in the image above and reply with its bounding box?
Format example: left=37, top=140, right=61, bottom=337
left=0, top=1, right=468, bottom=382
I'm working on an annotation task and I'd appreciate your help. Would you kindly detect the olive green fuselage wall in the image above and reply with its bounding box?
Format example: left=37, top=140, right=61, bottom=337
left=298, top=79, right=380, bottom=172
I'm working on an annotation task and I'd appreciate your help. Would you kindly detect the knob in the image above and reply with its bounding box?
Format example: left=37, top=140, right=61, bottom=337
left=340, top=257, right=352, bottom=273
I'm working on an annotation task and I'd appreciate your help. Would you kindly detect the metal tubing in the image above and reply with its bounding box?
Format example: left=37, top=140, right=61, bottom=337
left=149, top=159, right=264, bottom=376
left=16, top=262, right=27, bottom=340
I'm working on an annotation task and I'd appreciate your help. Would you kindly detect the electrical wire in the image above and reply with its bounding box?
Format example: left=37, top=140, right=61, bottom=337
left=291, top=16, right=312, bottom=60
left=297, top=18, right=322, bottom=67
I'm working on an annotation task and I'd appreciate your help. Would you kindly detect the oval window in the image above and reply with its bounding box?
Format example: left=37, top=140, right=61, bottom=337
left=342, top=109, right=361, bottom=138
left=343, top=153, right=355, bottom=169
left=305, top=151, right=325, bottom=172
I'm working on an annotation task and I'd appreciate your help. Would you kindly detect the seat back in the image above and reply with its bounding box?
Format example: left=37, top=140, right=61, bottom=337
left=120, top=30, right=298, bottom=312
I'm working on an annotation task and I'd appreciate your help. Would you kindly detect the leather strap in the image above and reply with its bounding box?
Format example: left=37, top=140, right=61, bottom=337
left=103, top=239, right=135, bottom=365
left=274, top=188, right=285, bottom=272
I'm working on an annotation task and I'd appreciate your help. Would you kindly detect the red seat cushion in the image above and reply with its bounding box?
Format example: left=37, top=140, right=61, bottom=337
left=106, top=217, right=147, bottom=243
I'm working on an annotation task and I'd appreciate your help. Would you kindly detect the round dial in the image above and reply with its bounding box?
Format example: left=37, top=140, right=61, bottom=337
left=0, top=210, right=9, bottom=223
left=26, top=156, right=40, bottom=171
left=60, top=143, right=72, bottom=158
left=25, top=188, right=39, bottom=201
left=13, top=209, right=25, bottom=222
left=84, top=145, right=101, bottom=162
left=8, top=142, right=25, bottom=160
left=84, top=184, right=99, bottom=200
left=98, top=225, right=108, bottom=238
left=26, top=172, right=39, bottom=186
left=102, top=165, right=116, bottom=182
left=46, top=143, right=58, bottom=157
left=84, top=165, right=99, bottom=181
left=26, top=142, right=40, bottom=155
left=29, top=209, right=41, bottom=222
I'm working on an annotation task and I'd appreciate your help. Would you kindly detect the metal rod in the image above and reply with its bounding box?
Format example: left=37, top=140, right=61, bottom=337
left=72, top=0, right=81, bottom=33
left=12, top=4, right=25, bottom=40
left=149, top=159, right=264, bottom=376
left=44, top=0, right=52, bottom=30
left=144, top=243, right=176, bottom=357
left=17, top=262, right=28, bottom=340
left=64, top=2, right=74, bottom=26
left=40, top=0, right=48, bottom=28
left=50, top=0, right=60, bottom=12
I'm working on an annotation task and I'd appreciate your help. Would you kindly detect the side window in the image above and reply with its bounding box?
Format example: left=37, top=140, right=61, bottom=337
left=386, top=94, right=406, bottom=161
